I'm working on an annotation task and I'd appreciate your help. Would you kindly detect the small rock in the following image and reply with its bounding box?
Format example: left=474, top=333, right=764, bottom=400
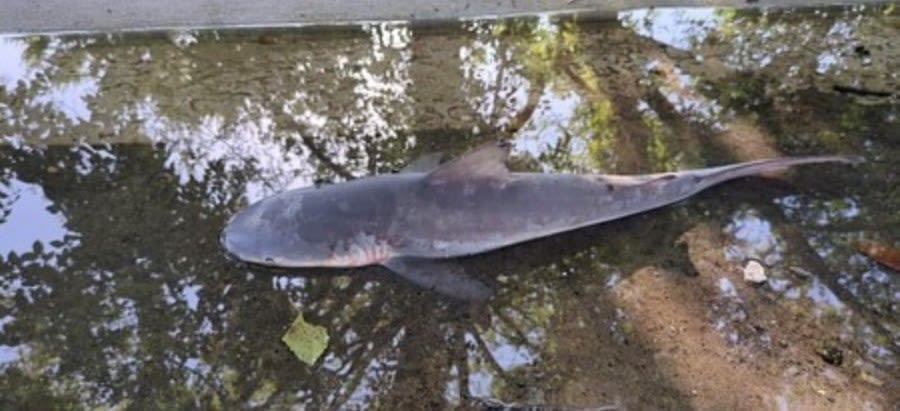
left=743, top=260, right=767, bottom=284
left=817, top=344, right=844, bottom=366
left=859, top=370, right=884, bottom=387
left=258, top=34, right=279, bottom=45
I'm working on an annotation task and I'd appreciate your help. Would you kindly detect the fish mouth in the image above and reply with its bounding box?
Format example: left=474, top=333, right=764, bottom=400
left=220, top=216, right=267, bottom=265
left=220, top=228, right=252, bottom=266
left=219, top=225, right=232, bottom=253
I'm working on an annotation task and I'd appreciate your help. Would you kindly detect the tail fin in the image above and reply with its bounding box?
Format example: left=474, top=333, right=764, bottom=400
left=694, top=155, right=863, bottom=190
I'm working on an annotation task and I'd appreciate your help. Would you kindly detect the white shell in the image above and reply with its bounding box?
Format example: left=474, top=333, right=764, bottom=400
left=743, top=260, right=768, bottom=284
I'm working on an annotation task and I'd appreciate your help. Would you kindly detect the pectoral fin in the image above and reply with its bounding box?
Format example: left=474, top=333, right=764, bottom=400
left=383, top=257, right=493, bottom=301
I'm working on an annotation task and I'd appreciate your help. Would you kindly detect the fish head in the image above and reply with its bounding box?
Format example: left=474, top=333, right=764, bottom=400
left=221, top=180, right=397, bottom=268
left=220, top=189, right=335, bottom=267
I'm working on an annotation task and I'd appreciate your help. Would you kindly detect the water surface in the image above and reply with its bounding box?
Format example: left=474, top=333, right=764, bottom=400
left=0, top=5, right=897, bottom=410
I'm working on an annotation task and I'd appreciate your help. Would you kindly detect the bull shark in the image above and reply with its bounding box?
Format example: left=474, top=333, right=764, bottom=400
left=221, top=141, right=861, bottom=301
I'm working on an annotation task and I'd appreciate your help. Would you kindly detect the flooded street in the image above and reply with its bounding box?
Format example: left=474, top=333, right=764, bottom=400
left=1, top=5, right=897, bottom=410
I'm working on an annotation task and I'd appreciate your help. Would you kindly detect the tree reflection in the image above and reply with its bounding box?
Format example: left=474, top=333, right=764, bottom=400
left=0, top=4, right=897, bottom=410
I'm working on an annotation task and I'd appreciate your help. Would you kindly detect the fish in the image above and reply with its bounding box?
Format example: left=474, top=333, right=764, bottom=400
left=221, top=141, right=862, bottom=301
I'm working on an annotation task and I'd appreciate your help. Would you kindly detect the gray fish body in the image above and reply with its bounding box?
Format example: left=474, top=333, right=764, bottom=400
left=221, top=142, right=860, bottom=300
left=395, top=172, right=696, bottom=258
left=223, top=172, right=683, bottom=265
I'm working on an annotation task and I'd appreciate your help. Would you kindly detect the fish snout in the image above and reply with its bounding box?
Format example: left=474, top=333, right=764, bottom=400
left=219, top=227, right=241, bottom=261
left=220, top=216, right=257, bottom=261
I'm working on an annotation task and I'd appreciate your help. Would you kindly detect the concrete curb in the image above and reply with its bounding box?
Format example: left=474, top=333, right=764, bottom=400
left=0, top=0, right=889, bottom=35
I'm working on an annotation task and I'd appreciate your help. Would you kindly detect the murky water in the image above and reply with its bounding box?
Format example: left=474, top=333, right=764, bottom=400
left=1, top=5, right=898, bottom=410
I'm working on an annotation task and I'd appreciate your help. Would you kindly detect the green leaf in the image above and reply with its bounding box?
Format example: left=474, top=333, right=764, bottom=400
left=281, top=314, right=329, bottom=366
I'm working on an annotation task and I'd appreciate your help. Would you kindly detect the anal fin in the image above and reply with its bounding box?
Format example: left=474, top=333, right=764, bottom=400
left=383, top=257, right=493, bottom=301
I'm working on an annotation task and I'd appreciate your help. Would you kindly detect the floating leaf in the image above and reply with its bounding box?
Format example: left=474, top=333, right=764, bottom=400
left=855, top=239, right=900, bottom=271
left=281, top=314, right=329, bottom=366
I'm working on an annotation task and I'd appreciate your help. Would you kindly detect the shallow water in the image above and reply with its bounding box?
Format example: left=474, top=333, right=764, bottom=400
left=1, top=5, right=898, bottom=410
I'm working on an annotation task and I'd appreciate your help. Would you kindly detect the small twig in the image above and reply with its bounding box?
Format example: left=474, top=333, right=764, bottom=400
left=832, top=85, right=895, bottom=99
left=297, top=133, right=355, bottom=180
left=493, top=308, right=540, bottom=351
left=465, top=324, right=508, bottom=380
left=505, top=83, right=543, bottom=135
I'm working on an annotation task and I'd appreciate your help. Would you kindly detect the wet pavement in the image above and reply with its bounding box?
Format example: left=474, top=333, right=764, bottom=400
left=0, top=5, right=898, bottom=410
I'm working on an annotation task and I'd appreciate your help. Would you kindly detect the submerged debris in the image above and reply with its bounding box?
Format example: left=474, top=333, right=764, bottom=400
left=467, top=396, right=621, bottom=411
left=788, top=265, right=814, bottom=279
left=742, top=260, right=768, bottom=284
left=858, top=370, right=884, bottom=387
left=854, top=239, right=900, bottom=271
left=817, top=343, right=844, bottom=366
left=257, top=33, right=280, bottom=45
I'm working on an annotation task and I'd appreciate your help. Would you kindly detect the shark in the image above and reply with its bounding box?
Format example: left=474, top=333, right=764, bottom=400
left=221, top=141, right=861, bottom=301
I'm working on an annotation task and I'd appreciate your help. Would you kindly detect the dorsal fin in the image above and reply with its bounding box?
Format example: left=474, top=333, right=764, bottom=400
left=424, top=141, right=511, bottom=184
left=400, top=152, right=445, bottom=173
